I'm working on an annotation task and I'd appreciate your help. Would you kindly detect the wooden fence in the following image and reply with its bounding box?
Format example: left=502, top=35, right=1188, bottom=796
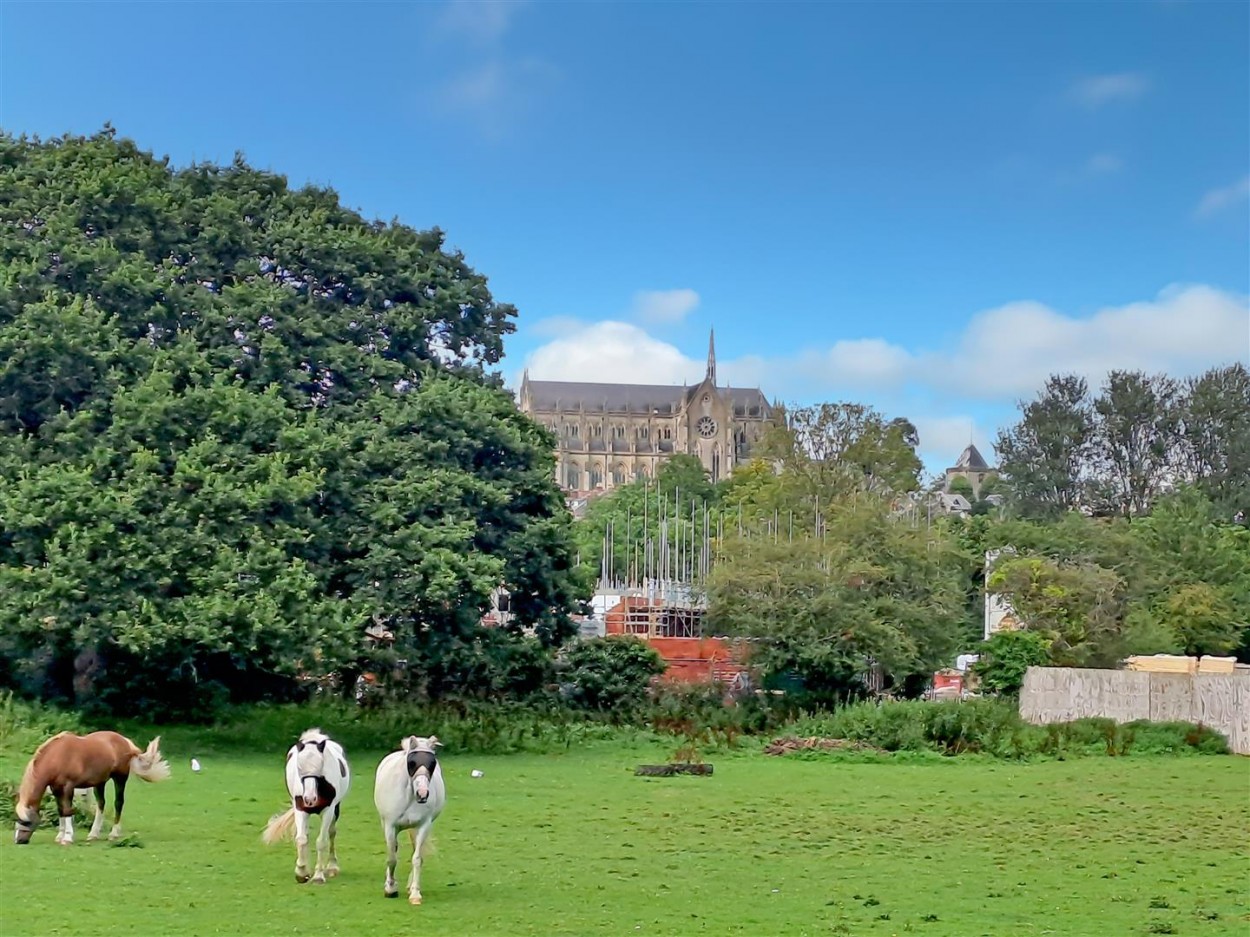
left=1019, top=666, right=1250, bottom=755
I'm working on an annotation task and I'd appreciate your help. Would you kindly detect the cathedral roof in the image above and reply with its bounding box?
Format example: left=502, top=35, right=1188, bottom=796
left=951, top=444, right=990, bottom=470
left=523, top=379, right=771, bottom=415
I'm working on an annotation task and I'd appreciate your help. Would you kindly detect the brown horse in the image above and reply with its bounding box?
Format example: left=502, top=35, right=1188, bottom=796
left=13, top=730, right=171, bottom=845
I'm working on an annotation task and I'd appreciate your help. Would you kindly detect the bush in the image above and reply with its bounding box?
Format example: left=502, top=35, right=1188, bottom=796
left=558, top=636, right=666, bottom=714
left=0, top=692, right=84, bottom=757
left=971, top=630, right=1052, bottom=696
left=784, top=699, right=1232, bottom=760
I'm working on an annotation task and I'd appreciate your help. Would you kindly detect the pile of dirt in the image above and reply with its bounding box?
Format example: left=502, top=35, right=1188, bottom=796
left=762, top=736, right=879, bottom=755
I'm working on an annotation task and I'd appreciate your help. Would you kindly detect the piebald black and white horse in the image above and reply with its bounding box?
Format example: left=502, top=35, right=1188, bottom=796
left=262, top=728, right=351, bottom=884
left=373, top=735, right=445, bottom=905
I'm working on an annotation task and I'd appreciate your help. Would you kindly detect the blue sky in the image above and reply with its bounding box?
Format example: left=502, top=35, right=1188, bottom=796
left=2, top=0, right=1247, bottom=475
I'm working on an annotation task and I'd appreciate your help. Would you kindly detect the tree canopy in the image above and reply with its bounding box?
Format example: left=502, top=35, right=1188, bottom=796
left=0, top=129, right=582, bottom=715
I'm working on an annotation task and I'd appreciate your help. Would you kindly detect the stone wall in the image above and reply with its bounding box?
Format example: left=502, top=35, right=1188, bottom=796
left=1019, top=666, right=1250, bottom=755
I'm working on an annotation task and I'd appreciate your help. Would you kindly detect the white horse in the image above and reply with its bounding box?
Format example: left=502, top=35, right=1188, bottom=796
left=373, top=735, right=445, bottom=905
left=262, top=728, right=351, bottom=884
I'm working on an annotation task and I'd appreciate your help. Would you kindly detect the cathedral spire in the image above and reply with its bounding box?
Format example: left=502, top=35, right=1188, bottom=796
left=706, top=328, right=717, bottom=386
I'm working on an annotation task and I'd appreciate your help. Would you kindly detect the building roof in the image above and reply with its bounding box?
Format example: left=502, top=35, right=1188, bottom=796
left=522, top=379, right=771, bottom=415
left=951, top=444, right=991, bottom=470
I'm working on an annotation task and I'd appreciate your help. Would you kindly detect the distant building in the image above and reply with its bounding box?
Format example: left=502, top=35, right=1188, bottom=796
left=984, top=547, right=1022, bottom=639
left=517, top=330, right=777, bottom=491
left=944, top=444, right=995, bottom=497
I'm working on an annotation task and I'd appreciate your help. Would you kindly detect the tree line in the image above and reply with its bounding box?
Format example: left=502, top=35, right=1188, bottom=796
left=2, top=129, right=1244, bottom=719
left=579, top=385, right=1250, bottom=702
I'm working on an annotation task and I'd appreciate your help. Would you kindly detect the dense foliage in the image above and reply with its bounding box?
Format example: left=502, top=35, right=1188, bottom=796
left=995, top=366, right=1250, bottom=519
left=0, top=130, right=583, bottom=716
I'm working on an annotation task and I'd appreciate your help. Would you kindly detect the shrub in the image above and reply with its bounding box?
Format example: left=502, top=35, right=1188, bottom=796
left=784, top=699, right=1232, bottom=760
left=0, top=692, right=85, bottom=757
left=971, top=630, right=1052, bottom=696
left=557, top=636, right=666, bottom=714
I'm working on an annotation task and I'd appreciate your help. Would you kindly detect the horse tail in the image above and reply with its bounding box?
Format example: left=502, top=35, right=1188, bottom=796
left=261, top=807, right=296, bottom=845
left=130, top=736, right=172, bottom=783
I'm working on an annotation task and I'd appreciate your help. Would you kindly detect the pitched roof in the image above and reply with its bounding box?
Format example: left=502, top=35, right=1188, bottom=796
left=952, top=444, right=990, bottom=470
left=522, top=379, right=771, bottom=415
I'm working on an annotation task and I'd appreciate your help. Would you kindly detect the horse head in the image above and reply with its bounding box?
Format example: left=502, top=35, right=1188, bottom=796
left=294, top=729, right=330, bottom=809
left=13, top=803, right=37, bottom=845
left=401, top=736, right=441, bottom=804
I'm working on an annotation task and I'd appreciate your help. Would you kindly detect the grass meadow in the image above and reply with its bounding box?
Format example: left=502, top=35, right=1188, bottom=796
left=0, top=733, right=1247, bottom=937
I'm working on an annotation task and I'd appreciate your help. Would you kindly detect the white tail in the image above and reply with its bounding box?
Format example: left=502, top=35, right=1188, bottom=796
left=130, top=736, right=172, bottom=783
left=262, top=807, right=296, bottom=844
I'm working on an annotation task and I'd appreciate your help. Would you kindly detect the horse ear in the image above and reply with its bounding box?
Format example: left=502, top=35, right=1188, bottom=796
left=316, top=739, right=326, bottom=753
left=429, top=736, right=442, bottom=749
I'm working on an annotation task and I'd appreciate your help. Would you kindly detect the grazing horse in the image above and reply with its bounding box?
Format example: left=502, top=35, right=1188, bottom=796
left=262, top=728, right=351, bottom=884
left=374, top=735, right=445, bottom=905
left=13, top=730, right=171, bottom=846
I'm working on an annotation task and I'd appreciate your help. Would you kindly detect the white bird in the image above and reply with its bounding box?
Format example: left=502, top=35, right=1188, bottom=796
left=190, top=758, right=202, bottom=773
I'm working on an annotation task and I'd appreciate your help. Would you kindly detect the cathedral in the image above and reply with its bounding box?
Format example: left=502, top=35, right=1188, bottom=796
left=516, top=331, right=776, bottom=492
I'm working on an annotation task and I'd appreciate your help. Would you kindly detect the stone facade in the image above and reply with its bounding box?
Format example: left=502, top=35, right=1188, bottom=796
left=516, top=331, right=775, bottom=491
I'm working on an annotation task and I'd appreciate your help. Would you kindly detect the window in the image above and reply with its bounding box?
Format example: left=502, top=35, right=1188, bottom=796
left=638, top=426, right=649, bottom=440
left=589, top=465, right=603, bottom=489
left=565, top=464, right=581, bottom=488
left=566, top=424, right=579, bottom=438
left=612, top=464, right=626, bottom=486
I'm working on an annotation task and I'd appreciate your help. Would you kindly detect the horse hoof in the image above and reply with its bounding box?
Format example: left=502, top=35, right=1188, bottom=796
left=326, top=868, right=340, bottom=878
left=311, top=875, right=326, bottom=885
left=385, top=891, right=399, bottom=899
left=409, top=895, right=422, bottom=906
left=295, top=874, right=310, bottom=884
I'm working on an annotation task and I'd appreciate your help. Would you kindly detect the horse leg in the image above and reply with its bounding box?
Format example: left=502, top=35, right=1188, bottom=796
left=54, top=785, right=75, bottom=846
left=311, top=812, right=331, bottom=885
left=88, top=783, right=107, bottom=841
left=109, top=774, right=127, bottom=840
left=325, top=803, right=341, bottom=879
left=382, top=822, right=399, bottom=898
left=293, top=809, right=312, bottom=884
left=408, top=822, right=431, bottom=905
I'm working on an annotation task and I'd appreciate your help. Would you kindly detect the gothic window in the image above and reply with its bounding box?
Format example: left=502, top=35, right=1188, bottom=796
left=638, top=426, right=649, bottom=440
left=565, top=464, right=581, bottom=489
left=697, top=416, right=717, bottom=438
left=589, top=465, right=604, bottom=489
left=612, top=463, right=626, bottom=486
left=592, top=423, right=602, bottom=438
left=566, top=424, right=579, bottom=438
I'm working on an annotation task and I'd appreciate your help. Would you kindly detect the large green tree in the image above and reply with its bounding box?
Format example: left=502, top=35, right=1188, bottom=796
left=0, top=129, right=582, bottom=714
left=994, top=375, right=1094, bottom=518
left=706, top=492, right=966, bottom=701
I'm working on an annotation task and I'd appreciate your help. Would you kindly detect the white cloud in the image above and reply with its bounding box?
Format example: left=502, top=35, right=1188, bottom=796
left=421, top=0, right=557, bottom=141
left=910, top=416, right=996, bottom=471
left=1085, top=153, right=1123, bottom=175
left=432, top=0, right=528, bottom=45
left=1069, top=72, right=1150, bottom=108
left=630, top=289, right=700, bottom=325
left=430, top=57, right=560, bottom=140
left=523, top=321, right=704, bottom=385
left=520, top=285, right=1249, bottom=404
left=809, top=338, right=912, bottom=389
left=930, top=285, right=1249, bottom=398
left=1194, top=176, right=1250, bottom=219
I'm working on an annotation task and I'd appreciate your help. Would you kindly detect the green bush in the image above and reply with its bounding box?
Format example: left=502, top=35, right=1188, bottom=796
left=971, top=630, right=1052, bottom=696
left=557, top=636, right=666, bottom=714
left=784, top=699, right=1232, bottom=760
left=0, top=692, right=85, bottom=757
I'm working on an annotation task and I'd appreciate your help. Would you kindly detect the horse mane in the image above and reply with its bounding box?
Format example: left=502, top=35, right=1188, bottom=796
left=298, top=728, right=327, bottom=743
left=18, top=731, right=74, bottom=808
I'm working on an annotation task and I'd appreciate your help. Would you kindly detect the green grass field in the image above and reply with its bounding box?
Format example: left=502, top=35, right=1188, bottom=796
left=1, top=738, right=1246, bottom=937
